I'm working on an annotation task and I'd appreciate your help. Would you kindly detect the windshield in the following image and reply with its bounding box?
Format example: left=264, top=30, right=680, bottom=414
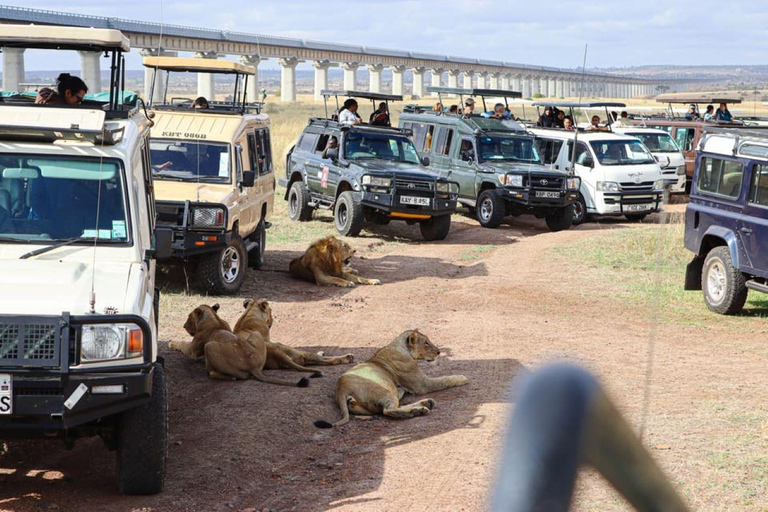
left=589, top=140, right=656, bottom=166
left=150, top=139, right=231, bottom=183
left=343, top=132, right=421, bottom=164
left=477, top=136, right=541, bottom=164
left=627, top=132, right=680, bottom=153
left=0, top=156, right=128, bottom=243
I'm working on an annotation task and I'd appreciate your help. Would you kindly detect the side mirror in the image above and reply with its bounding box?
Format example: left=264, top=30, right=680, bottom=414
left=421, top=156, right=430, bottom=167
left=241, top=170, right=256, bottom=187
left=582, top=157, right=594, bottom=168
left=152, top=228, right=173, bottom=260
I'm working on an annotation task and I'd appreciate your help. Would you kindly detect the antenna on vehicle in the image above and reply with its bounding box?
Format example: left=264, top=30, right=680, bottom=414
left=569, top=44, right=589, bottom=176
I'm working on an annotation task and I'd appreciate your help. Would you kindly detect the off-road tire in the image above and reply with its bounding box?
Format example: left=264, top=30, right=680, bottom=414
left=195, top=235, right=248, bottom=295
left=476, top=190, right=506, bottom=228
left=419, top=214, right=452, bottom=241
left=702, top=246, right=748, bottom=315
left=288, top=181, right=313, bottom=221
left=545, top=205, right=574, bottom=232
left=624, top=213, right=648, bottom=222
left=572, top=193, right=588, bottom=225
left=334, top=191, right=364, bottom=237
left=116, top=364, right=168, bottom=495
left=248, top=220, right=266, bottom=269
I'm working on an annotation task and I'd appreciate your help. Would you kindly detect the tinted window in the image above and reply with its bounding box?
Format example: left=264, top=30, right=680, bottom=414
left=298, top=133, right=318, bottom=152
left=569, top=141, right=591, bottom=165
left=749, top=164, right=768, bottom=206
left=477, top=135, right=541, bottom=163
left=435, top=128, right=454, bottom=156
left=460, top=139, right=475, bottom=162
left=344, top=132, right=420, bottom=164
left=675, top=128, right=696, bottom=152
left=697, top=157, right=744, bottom=199
left=589, top=140, right=655, bottom=166
left=408, top=123, right=433, bottom=152
left=628, top=132, right=680, bottom=153
left=535, top=138, right=564, bottom=165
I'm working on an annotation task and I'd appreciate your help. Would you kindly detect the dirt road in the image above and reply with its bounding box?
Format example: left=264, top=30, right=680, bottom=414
left=1, top=213, right=766, bottom=511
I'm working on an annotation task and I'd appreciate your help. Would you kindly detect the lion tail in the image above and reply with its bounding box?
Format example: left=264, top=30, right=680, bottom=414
left=314, top=393, right=351, bottom=429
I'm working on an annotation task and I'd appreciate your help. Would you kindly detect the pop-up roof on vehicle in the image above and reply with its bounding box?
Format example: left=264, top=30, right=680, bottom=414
left=319, top=89, right=403, bottom=121
left=0, top=24, right=130, bottom=52
left=426, top=86, right=522, bottom=113
left=531, top=101, right=627, bottom=108
left=656, top=94, right=742, bottom=105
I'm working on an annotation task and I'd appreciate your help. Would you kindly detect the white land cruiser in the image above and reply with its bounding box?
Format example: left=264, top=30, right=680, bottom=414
left=0, top=26, right=171, bottom=495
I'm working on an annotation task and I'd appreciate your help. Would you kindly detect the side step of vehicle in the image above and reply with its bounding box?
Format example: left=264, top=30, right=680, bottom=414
left=745, top=280, right=768, bottom=294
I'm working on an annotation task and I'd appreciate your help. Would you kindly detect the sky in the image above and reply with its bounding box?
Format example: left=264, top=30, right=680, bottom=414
left=5, top=0, right=767, bottom=71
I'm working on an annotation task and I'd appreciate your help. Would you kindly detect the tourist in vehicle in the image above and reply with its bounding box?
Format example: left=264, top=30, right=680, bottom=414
left=449, top=104, right=459, bottom=114
left=685, top=104, right=699, bottom=121
left=338, top=99, right=362, bottom=125
left=555, top=110, right=566, bottom=128
left=538, top=106, right=556, bottom=127
left=369, top=102, right=390, bottom=126
left=587, top=115, right=608, bottom=132
left=192, top=96, right=209, bottom=109
left=714, top=103, right=733, bottom=122
left=703, top=104, right=715, bottom=121
left=613, top=111, right=630, bottom=127
left=563, top=117, right=575, bottom=131
left=35, top=73, right=88, bottom=106
left=322, top=136, right=339, bottom=160
left=463, top=98, right=476, bottom=116
left=485, top=103, right=507, bottom=119
left=433, top=102, right=444, bottom=113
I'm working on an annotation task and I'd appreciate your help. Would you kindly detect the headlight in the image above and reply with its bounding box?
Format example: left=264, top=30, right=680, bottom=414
left=566, top=177, right=581, bottom=190
left=596, top=181, right=619, bottom=192
left=361, top=175, right=392, bottom=188
left=504, top=174, right=523, bottom=187
left=191, top=207, right=225, bottom=228
left=81, top=324, right=143, bottom=362
left=654, top=179, right=664, bottom=190
left=676, top=165, right=686, bottom=176
left=436, top=181, right=459, bottom=196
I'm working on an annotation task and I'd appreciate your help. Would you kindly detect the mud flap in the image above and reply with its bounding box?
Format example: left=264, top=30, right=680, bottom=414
left=684, top=256, right=704, bottom=290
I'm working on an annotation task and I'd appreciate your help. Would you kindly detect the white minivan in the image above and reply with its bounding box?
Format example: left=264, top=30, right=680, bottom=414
left=613, top=127, right=686, bottom=194
left=530, top=129, right=664, bottom=224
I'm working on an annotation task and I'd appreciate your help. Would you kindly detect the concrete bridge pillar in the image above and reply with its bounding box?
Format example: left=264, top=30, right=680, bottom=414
left=141, top=48, right=177, bottom=103
left=488, top=72, right=499, bottom=90
left=390, top=65, right=406, bottom=96
left=78, top=51, right=102, bottom=94
left=312, top=60, right=335, bottom=101
left=430, top=68, right=444, bottom=96
left=521, top=76, right=532, bottom=98
left=368, top=64, right=384, bottom=93
left=555, top=77, right=564, bottom=98
left=239, top=55, right=263, bottom=103
left=342, top=62, right=359, bottom=90
left=411, top=67, right=426, bottom=98
left=447, top=69, right=461, bottom=89
left=538, top=76, right=548, bottom=97
left=2, top=47, right=25, bottom=92
left=476, top=71, right=488, bottom=89
left=548, top=76, right=557, bottom=98
left=193, top=51, right=218, bottom=100
left=500, top=74, right=510, bottom=90
left=530, top=76, right=540, bottom=96
left=463, top=70, right=474, bottom=89
left=278, top=57, right=301, bottom=102
left=512, top=74, right=523, bottom=93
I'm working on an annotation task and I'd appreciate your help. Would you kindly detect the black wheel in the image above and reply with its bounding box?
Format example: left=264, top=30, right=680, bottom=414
left=334, top=191, right=364, bottom=237
left=545, top=205, right=574, bottom=232
left=117, top=364, right=168, bottom=495
left=248, top=220, right=266, bottom=269
left=702, top=246, right=748, bottom=315
left=476, top=190, right=506, bottom=228
left=572, top=193, right=588, bottom=225
left=624, top=213, right=648, bottom=222
left=419, top=214, right=452, bottom=241
left=195, top=234, right=248, bottom=295
left=288, top=181, right=313, bottom=221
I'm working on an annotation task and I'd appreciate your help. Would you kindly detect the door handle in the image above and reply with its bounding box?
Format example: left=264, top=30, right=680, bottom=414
left=740, top=227, right=753, bottom=235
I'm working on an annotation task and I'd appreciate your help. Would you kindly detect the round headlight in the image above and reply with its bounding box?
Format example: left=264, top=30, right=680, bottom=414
left=81, top=326, right=123, bottom=361
left=437, top=182, right=450, bottom=193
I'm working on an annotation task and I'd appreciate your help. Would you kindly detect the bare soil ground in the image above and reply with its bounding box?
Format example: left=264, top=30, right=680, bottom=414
left=1, top=209, right=766, bottom=511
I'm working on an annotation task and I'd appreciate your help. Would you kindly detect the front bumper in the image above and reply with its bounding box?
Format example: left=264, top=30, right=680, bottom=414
left=155, top=200, right=231, bottom=259
left=596, top=189, right=663, bottom=215
left=164, top=228, right=234, bottom=259
left=360, top=190, right=458, bottom=218
left=499, top=187, right=579, bottom=207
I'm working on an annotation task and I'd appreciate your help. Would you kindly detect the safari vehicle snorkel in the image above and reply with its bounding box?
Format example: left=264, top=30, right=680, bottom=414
left=0, top=24, right=169, bottom=495
left=142, top=56, right=275, bottom=295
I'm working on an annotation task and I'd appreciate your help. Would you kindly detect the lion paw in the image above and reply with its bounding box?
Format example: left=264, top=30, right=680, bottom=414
left=368, top=279, right=381, bottom=285
left=422, top=399, right=436, bottom=410
left=168, top=341, right=177, bottom=350
left=455, top=376, right=469, bottom=386
left=316, top=351, right=325, bottom=357
left=412, top=406, right=431, bottom=417
left=342, top=281, right=356, bottom=288
left=343, top=353, right=355, bottom=363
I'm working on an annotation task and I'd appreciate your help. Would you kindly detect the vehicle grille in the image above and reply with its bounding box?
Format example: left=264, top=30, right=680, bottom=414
left=525, top=175, right=564, bottom=190
left=156, top=202, right=185, bottom=227
left=0, top=320, right=61, bottom=367
left=394, top=178, right=433, bottom=192
left=620, top=181, right=655, bottom=191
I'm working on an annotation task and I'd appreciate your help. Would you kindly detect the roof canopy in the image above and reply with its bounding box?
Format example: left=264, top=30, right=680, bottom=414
left=320, top=90, right=403, bottom=102
left=142, top=56, right=255, bottom=75
left=427, top=86, right=522, bottom=98
left=531, top=101, right=627, bottom=108
left=656, top=93, right=742, bottom=104
left=0, top=24, right=129, bottom=51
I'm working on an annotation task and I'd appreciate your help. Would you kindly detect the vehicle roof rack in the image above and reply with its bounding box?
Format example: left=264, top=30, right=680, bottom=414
left=531, top=101, right=627, bottom=108
left=0, top=24, right=129, bottom=52
left=0, top=106, right=126, bottom=145
left=656, top=93, right=742, bottom=105
left=320, top=90, right=403, bottom=102
left=426, top=86, right=523, bottom=99
left=142, top=56, right=255, bottom=75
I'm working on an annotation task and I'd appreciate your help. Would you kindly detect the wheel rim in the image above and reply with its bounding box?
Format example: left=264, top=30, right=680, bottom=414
left=573, top=200, right=584, bottom=222
left=707, top=260, right=727, bottom=304
left=337, top=201, right=348, bottom=228
left=289, top=189, right=298, bottom=217
left=220, top=246, right=241, bottom=284
left=480, top=198, right=493, bottom=222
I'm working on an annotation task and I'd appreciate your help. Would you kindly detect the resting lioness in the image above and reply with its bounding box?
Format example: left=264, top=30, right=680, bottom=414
left=314, top=330, right=468, bottom=428
left=234, top=299, right=355, bottom=377
left=289, top=236, right=380, bottom=288
left=170, top=304, right=235, bottom=359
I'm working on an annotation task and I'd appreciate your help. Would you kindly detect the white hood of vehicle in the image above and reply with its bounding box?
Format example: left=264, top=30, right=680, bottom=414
left=0, top=257, right=136, bottom=316
left=594, top=162, right=663, bottom=183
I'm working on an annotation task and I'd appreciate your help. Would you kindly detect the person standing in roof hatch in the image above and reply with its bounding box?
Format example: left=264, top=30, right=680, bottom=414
left=339, top=99, right=362, bottom=125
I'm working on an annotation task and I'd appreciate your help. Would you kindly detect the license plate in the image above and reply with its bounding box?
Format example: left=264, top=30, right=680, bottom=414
left=535, top=191, right=560, bottom=198
left=400, top=196, right=430, bottom=206
left=0, top=374, right=11, bottom=415
left=626, top=204, right=650, bottom=212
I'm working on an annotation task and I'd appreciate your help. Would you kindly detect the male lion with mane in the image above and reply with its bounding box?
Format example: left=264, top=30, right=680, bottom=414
left=289, top=236, right=380, bottom=288
left=314, top=330, right=468, bottom=428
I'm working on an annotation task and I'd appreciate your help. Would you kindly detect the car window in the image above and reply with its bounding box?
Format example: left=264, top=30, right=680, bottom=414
left=315, top=134, right=330, bottom=153
left=628, top=132, right=680, bottom=153
left=408, top=122, right=433, bottom=152
left=749, top=164, right=768, bottom=207
left=535, top=138, right=564, bottom=165
left=568, top=141, right=591, bottom=165
left=460, top=139, right=475, bottom=162
left=647, top=125, right=674, bottom=135
left=434, top=128, right=454, bottom=156
left=675, top=128, right=696, bottom=152
left=343, top=132, right=420, bottom=164
left=298, top=133, right=318, bottom=152
left=256, top=129, right=273, bottom=175
left=589, top=140, right=655, bottom=166
left=698, top=157, right=743, bottom=199
left=150, top=139, right=231, bottom=183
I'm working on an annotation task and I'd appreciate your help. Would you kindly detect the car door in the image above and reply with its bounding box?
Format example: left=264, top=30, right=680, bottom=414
left=451, top=137, right=479, bottom=200
left=248, top=127, right=273, bottom=224
left=233, top=142, right=254, bottom=234
left=674, top=127, right=697, bottom=177
left=319, top=130, right=342, bottom=198
left=298, top=132, right=322, bottom=193
left=740, top=162, right=768, bottom=273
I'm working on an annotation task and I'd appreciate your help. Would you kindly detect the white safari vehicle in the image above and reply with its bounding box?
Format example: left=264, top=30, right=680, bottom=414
left=613, top=126, right=687, bottom=194
left=143, top=56, right=274, bottom=295
left=0, top=26, right=170, bottom=494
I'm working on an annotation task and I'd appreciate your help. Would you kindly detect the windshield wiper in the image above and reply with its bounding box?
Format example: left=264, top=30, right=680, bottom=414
left=19, top=236, right=114, bottom=260
left=0, top=236, right=34, bottom=243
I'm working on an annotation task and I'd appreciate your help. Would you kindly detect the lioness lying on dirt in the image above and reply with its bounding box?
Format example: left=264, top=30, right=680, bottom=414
left=172, top=303, right=309, bottom=387
left=234, top=299, right=355, bottom=377
left=289, top=236, right=380, bottom=288
left=314, top=330, right=468, bottom=428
